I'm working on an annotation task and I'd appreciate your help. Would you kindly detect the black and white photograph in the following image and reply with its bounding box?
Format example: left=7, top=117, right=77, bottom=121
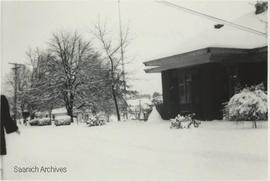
left=0, top=0, right=268, bottom=180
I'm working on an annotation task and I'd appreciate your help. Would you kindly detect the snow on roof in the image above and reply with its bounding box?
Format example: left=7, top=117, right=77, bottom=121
left=185, top=11, right=267, bottom=49
left=52, top=107, right=67, bottom=114
left=234, top=11, right=267, bottom=33
left=146, top=11, right=267, bottom=61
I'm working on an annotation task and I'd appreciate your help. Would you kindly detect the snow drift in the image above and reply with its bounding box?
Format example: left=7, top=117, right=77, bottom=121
left=147, top=106, right=163, bottom=122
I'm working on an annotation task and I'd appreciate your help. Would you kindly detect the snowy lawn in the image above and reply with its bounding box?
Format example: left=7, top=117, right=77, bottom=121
left=2, top=120, right=268, bottom=180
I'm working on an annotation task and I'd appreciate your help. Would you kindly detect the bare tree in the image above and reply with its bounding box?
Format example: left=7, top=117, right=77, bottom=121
left=2, top=72, right=15, bottom=97
left=2, top=64, right=32, bottom=119
left=4, top=32, right=116, bottom=122
left=47, top=31, right=101, bottom=122
left=91, top=20, right=129, bottom=121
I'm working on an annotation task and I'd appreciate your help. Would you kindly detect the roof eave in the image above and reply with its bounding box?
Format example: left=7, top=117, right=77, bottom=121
left=144, top=46, right=267, bottom=73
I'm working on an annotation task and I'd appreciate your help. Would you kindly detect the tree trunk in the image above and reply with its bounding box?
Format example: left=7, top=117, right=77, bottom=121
left=112, top=85, right=120, bottom=121
left=109, top=57, right=121, bottom=121
left=65, top=91, right=74, bottom=123
left=253, top=120, right=257, bottom=128
left=48, top=105, right=53, bottom=122
left=66, top=103, right=74, bottom=122
left=48, top=110, right=51, bottom=122
left=69, top=110, right=74, bottom=122
left=70, top=94, right=74, bottom=123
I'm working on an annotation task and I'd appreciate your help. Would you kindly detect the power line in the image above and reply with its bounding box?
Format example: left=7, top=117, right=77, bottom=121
left=156, top=0, right=267, bottom=37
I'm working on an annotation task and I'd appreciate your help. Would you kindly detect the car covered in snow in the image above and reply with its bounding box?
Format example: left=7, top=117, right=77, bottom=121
left=54, top=115, right=71, bottom=126
left=29, top=118, right=51, bottom=126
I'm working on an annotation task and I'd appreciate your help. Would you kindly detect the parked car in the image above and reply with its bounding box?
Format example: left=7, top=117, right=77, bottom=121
left=29, top=118, right=51, bottom=126
left=29, top=119, right=39, bottom=126
left=54, top=115, right=71, bottom=126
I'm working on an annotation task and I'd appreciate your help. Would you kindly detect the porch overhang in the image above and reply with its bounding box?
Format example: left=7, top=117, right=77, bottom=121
left=143, top=46, right=267, bottom=73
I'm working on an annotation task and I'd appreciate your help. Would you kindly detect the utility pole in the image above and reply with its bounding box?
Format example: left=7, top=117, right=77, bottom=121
left=8, top=62, right=24, bottom=124
left=118, top=0, right=126, bottom=90
left=118, top=0, right=128, bottom=120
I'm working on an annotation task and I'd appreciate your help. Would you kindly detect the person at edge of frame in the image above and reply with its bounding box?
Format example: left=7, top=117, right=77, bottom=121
left=1, top=94, right=20, bottom=156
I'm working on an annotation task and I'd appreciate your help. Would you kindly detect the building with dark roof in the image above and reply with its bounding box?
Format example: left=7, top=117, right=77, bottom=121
left=144, top=11, right=267, bottom=120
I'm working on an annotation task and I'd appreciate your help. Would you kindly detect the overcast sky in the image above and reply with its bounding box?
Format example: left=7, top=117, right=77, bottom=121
left=1, top=0, right=256, bottom=95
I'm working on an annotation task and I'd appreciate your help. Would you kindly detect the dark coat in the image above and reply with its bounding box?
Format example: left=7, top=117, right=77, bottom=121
left=1, top=95, right=18, bottom=155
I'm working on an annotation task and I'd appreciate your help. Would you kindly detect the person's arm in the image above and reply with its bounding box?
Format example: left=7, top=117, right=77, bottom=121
left=1, top=96, right=18, bottom=134
left=5, top=117, right=18, bottom=134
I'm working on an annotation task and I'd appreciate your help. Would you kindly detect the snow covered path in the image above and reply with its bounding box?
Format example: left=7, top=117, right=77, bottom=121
left=2, top=120, right=268, bottom=180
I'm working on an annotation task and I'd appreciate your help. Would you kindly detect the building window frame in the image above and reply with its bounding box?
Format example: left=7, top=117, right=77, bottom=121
left=178, top=71, right=192, bottom=104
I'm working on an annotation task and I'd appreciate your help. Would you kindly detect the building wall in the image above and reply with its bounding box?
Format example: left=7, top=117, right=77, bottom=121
left=238, top=61, right=267, bottom=88
left=161, top=59, right=267, bottom=120
left=199, top=64, right=227, bottom=120
left=161, top=70, right=179, bottom=119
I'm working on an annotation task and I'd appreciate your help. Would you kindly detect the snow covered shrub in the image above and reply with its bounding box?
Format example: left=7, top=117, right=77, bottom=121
left=152, top=92, right=163, bottom=105
left=86, top=115, right=106, bottom=127
left=170, top=113, right=199, bottom=129
left=223, top=83, right=267, bottom=125
left=87, top=119, right=105, bottom=127
left=170, top=114, right=185, bottom=129
left=152, top=96, right=163, bottom=105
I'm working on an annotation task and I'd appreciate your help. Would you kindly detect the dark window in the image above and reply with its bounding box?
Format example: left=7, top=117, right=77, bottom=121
left=178, top=71, right=192, bottom=104
left=226, top=66, right=240, bottom=97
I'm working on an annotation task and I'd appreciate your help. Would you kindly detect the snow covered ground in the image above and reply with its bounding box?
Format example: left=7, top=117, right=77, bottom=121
left=2, top=118, right=268, bottom=180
